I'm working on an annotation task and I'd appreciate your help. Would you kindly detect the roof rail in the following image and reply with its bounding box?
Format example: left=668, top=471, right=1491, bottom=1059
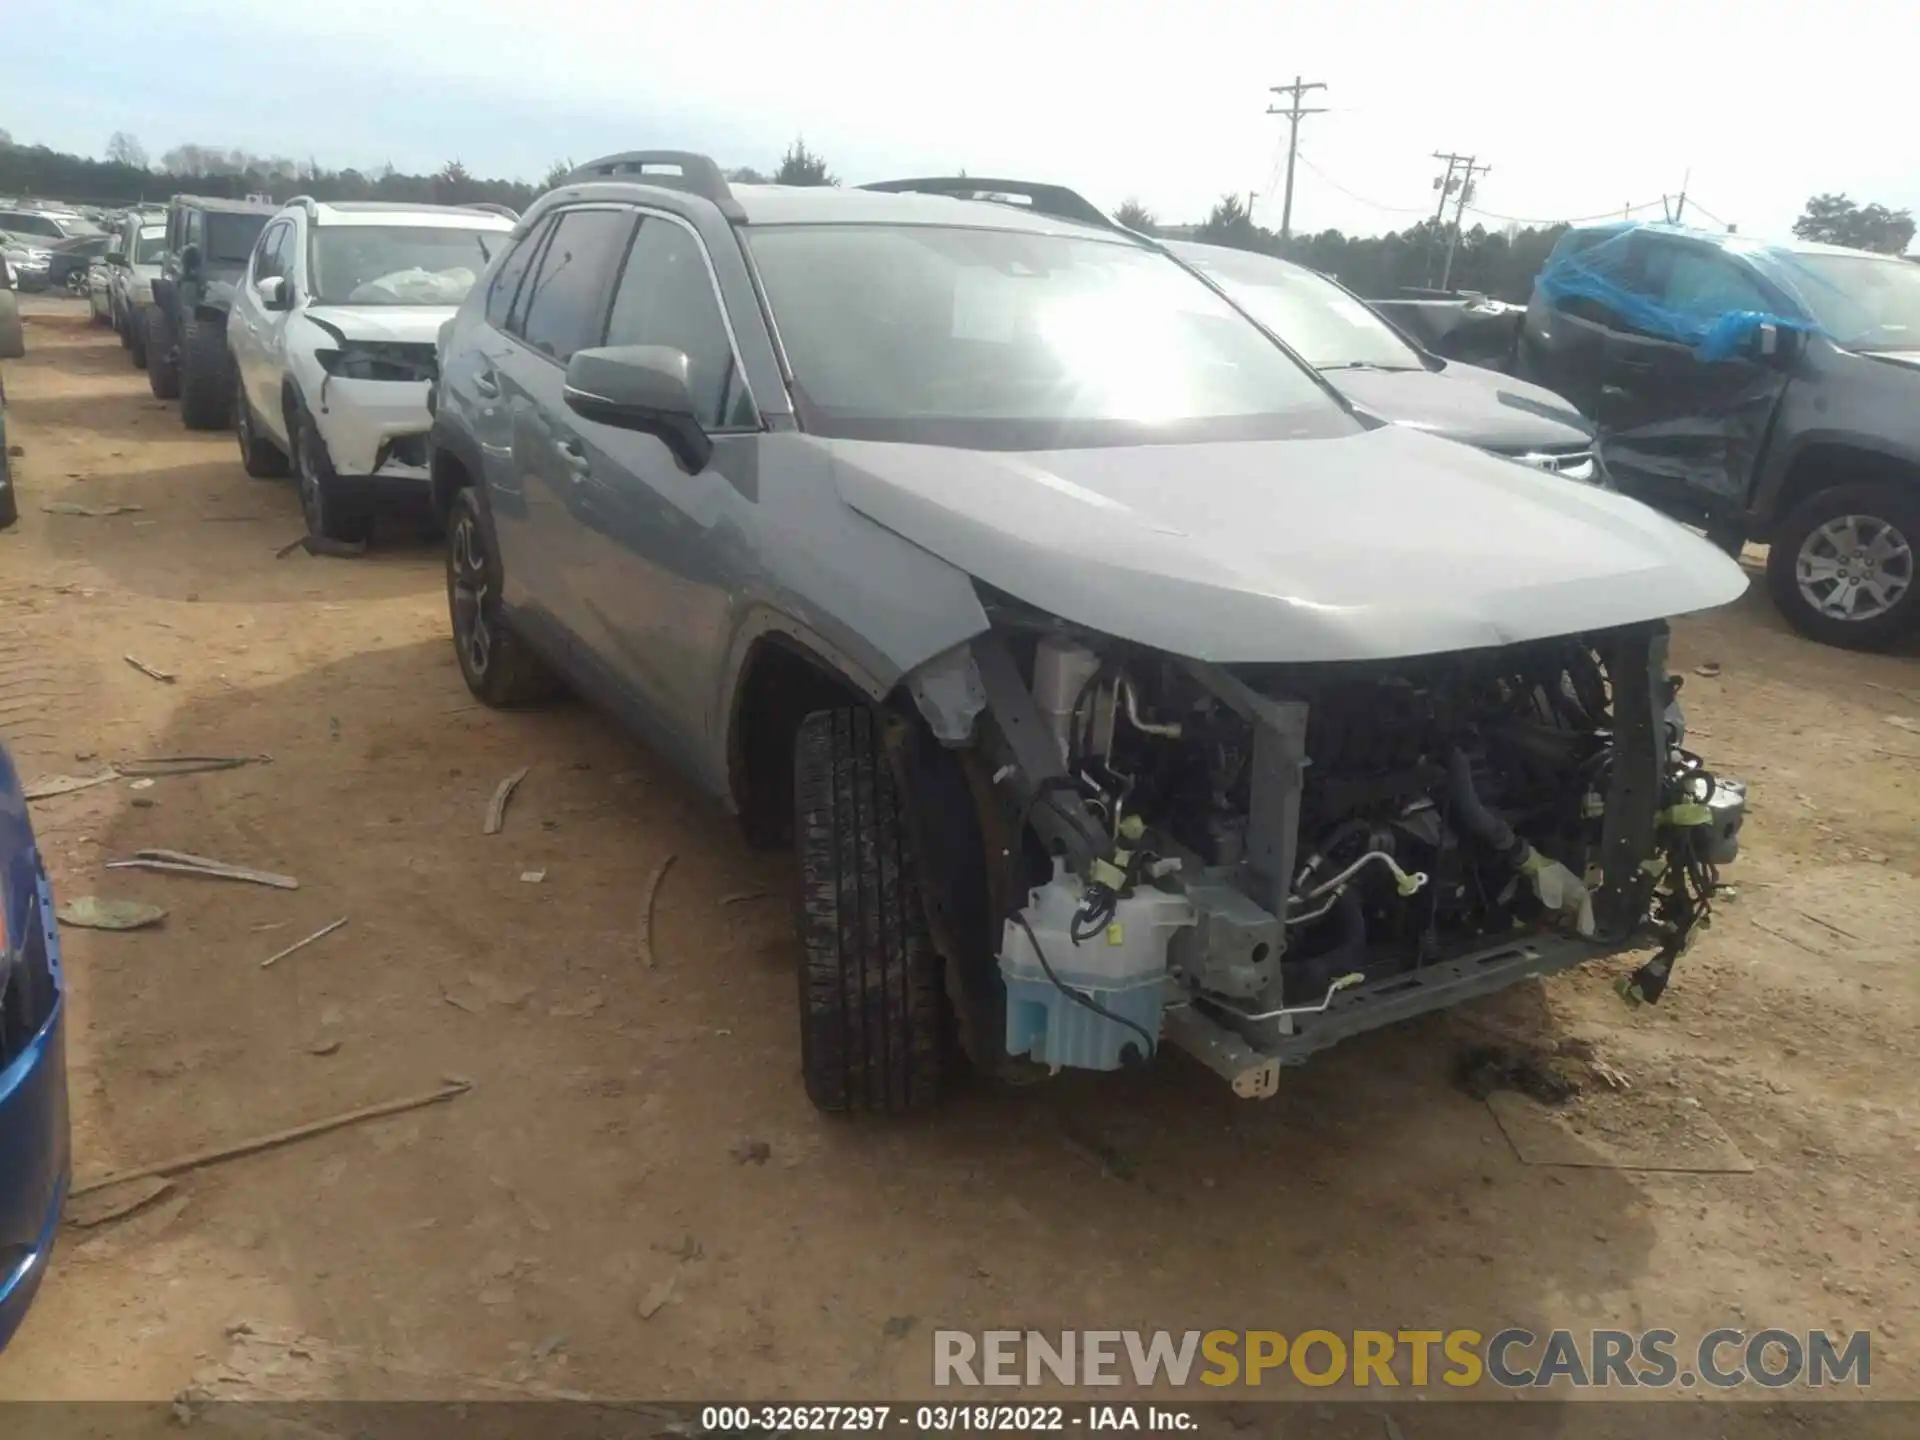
left=859, top=177, right=1120, bottom=232
left=285, top=195, right=319, bottom=213
left=563, top=151, right=744, bottom=221
left=463, top=202, right=519, bottom=221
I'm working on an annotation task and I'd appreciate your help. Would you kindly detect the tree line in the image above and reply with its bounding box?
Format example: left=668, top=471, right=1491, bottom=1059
left=3, top=128, right=1910, bottom=302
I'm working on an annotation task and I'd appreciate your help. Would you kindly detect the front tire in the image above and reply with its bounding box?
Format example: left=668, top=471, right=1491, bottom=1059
left=127, top=307, right=148, bottom=368
left=235, top=383, right=289, bottom=478
left=145, top=308, right=179, bottom=399
left=1767, top=483, right=1920, bottom=651
left=293, top=408, right=371, bottom=545
left=179, top=316, right=235, bottom=430
left=444, top=487, right=561, bottom=708
left=793, top=707, right=948, bottom=1114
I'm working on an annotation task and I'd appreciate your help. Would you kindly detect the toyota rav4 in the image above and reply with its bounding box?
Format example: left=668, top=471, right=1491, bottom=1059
left=430, top=153, right=1750, bottom=1113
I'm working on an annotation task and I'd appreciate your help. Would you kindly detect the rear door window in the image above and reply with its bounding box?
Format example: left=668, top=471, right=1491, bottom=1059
left=1649, top=244, right=1776, bottom=318
left=516, top=208, right=635, bottom=363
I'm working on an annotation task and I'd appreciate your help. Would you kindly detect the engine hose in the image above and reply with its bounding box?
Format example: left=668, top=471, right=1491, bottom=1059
left=1282, top=889, right=1367, bottom=1004
left=1448, top=747, right=1531, bottom=866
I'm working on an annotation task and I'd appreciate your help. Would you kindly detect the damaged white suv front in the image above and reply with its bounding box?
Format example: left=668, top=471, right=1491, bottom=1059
left=228, top=199, right=515, bottom=543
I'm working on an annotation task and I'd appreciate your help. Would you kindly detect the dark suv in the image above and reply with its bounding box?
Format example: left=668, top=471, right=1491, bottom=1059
left=429, top=153, right=1744, bottom=1116
left=146, top=195, right=275, bottom=429
left=1521, top=221, right=1920, bottom=650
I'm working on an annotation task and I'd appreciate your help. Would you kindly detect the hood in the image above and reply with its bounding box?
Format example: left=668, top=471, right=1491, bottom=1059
left=1865, top=350, right=1920, bottom=375
left=1329, top=361, right=1593, bottom=452
left=302, top=305, right=458, bottom=345
left=826, top=424, right=1745, bottom=664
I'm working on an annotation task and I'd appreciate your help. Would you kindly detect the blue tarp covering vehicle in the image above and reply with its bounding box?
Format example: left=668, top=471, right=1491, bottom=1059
left=0, top=738, right=69, bottom=1351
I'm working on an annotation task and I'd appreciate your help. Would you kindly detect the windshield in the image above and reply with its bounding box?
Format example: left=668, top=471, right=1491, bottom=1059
left=310, top=224, right=504, bottom=306
left=206, top=213, right=269, bottom=264
left=747, top=224, right=1343, bottom=447
left=1780, top=252, right=1920, bottom=352
left=135, top=230, right=166, bottom=264
left=1175, top=245, right=1424, bottom=371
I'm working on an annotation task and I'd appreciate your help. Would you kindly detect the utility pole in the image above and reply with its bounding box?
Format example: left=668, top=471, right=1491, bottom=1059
left=1267, top=76, right=1327, bottom=244
left=1439, top=156, right=1489, bottom=291
left=1427, top=152, right=1465, bottom=286
left=1672, top=168, right=1691, bottom=224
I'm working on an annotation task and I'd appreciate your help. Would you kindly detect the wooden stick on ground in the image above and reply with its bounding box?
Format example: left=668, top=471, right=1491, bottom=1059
left=484, top=767, right=529, bottom=836
left=23, top=768, right=120, bottom=801
left=105, top=848, right=299, bottom=890
left=124, top=655, right=176, bottom=684
left=260, top=916, right=348, bottom=968
left=637, top=853, right=678, bottom=969
left=70, top=1079, right=472, bottom=1198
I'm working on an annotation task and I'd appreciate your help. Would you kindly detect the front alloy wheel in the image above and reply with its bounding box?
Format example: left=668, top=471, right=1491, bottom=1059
left=1767, top=482, right=1920, bottom=651
left=444, top=488, right=560, bottom=708
left=1795, top=514, right=1911, bottom=623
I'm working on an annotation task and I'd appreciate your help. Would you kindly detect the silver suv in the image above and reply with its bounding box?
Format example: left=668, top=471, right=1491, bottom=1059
left=430, top=152, right=1749, bottom=1115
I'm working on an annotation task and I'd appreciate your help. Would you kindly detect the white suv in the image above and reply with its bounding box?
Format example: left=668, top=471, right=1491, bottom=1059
left=227, top=198, right=516, bottom=542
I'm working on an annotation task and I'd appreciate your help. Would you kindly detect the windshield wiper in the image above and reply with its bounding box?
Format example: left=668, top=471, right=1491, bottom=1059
left=1316, top=361, right=1420, bottom=373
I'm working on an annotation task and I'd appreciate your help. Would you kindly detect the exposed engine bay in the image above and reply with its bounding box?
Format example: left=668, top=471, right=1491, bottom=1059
left=906, top=603, right=1747, bottom=1098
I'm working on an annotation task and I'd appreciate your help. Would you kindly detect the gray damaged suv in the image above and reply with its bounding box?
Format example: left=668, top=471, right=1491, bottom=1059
left=430, top=152, right=1750, bottom=1114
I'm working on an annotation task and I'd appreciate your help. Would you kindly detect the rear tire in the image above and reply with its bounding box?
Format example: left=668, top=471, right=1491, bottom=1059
left=1766, top=482, right=1920, bottom=652
left=0, top=460, right=17, bottom=531
left=793, top=707, right=948, bottom=1114
left=145, top=308, right=179, bottom=399
left=444, top=487, right=561, bottom=707
left=179, top=316, right=235, bottom=430
left=127, top=308, right=148, bottom=368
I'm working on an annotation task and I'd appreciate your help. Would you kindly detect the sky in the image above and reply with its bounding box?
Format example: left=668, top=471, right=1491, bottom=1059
left=8, top=0, right=1917, bottom=244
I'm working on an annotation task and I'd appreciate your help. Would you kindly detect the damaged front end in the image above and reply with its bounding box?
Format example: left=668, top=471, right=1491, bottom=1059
left=302, top=318, right=440, bottom=480
left=901, top=601, right=1746, bottom=1099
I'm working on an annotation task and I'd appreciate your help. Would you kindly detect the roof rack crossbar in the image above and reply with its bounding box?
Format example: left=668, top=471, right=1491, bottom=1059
left=563, top=151, right=744, bottom=221
left=463, top=202, right=520, bottom=221
left=858, top=177, right=1119, bottom=232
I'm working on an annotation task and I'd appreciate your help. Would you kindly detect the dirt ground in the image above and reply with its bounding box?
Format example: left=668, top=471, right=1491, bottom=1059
left=0, top=302, right=1916, bottom=1406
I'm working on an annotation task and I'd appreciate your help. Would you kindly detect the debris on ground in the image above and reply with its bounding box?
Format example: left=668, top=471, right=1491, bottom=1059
left=1452, top=1044, right=1579, bottom=1104
left=56, top=896, right=167, bottom=932
left=23, top=768, right=120, bottom=802
left=730, top=1138, right=772, bottom=1165
left=70, top=1078, right=473, bottom=1198
left=547, top=989, right=605, bottom=1019
left=1695, top=660, right=1722, bottom=677
left=637, top=1275, right=677, bottom=1320
left=44, top=500, right=142, bottom=517
left=117, top=753, right=271, bottom=778
left=719, top=888, right=773, bottom=908
left=1886, top=715, right=1920, bottom=735
left=485, top=767, right=530, bottom=836
left=106, top=848, right=299, bottom=890
left=306, top=1038, right=343, bottom=1057
left=123, top=655, right=176, bottom=684
left=883, top=1316, right=918, bottom=1341
left=64, top=1177, right=177, bottom=1230
left=260, top=916, right=348, bottom=969
left=1061, top=1125, right=1136, bottom=1181
left=519, top=869, right=546, bottom=884
left=637, top=853, right=679, bottom=968
left=276, top=535, right=367, bottom=560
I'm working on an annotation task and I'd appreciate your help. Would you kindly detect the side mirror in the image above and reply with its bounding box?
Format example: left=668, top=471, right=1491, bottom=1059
left=258, top=276, right=292, bottom=311
left=105, top=249, right=128, bottom=267
left=180, top=243, right=203, bottom=277
left=1750, top=321, right=1803, bottom=367
left=563, top=345, right=712, bottom=473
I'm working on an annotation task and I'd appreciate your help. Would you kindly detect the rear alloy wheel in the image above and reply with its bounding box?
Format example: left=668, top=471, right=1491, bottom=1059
left=793, top=706, right=948, bottom=1114
left=294, top=409, right=371, bottom=545
left=145, top=307, right=179, bottom=399
left=179, top=315, right=235, bottom=430
left=1767, top=483, right=1919, bottom=651
left=235, top=383, right=288, bottom=478
left=444, top=487, right=560, bottom=707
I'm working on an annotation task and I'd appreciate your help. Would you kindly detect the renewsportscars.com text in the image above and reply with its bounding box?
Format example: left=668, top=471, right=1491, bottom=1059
left=933, top=1328, right=1871, bottom=1390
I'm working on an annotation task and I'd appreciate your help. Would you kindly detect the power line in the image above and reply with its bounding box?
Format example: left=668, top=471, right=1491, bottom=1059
left=1439, top=155, right=1491, bottom=290
left=1266, top=76, right=1328, bottom=243
left=1291, top=151, right=1432, bottom=215
left=1464, top=198, right=1667, bottom=227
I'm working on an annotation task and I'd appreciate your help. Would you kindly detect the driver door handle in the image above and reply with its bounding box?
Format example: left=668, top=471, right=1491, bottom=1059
left=472, top=369, right=500, bottom=398
left=559, top=438, right=590, bottom=480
